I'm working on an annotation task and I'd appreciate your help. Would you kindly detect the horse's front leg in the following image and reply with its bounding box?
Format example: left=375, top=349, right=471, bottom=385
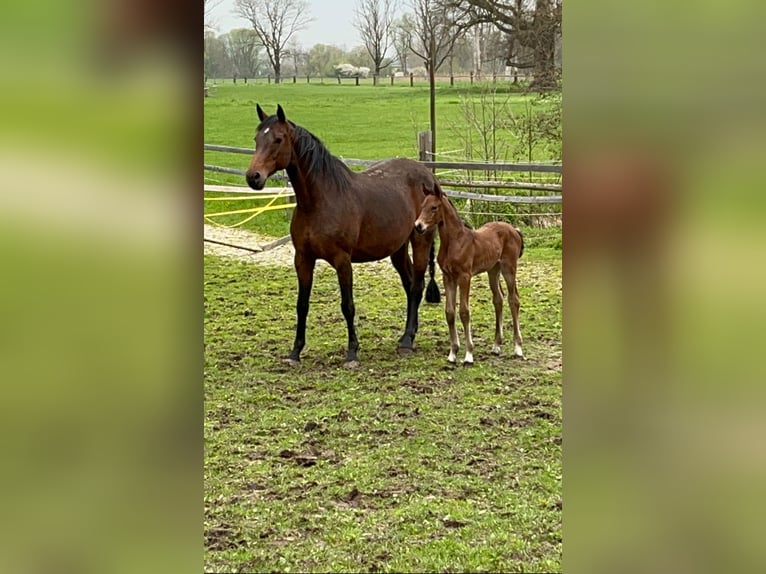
left=443, top=274, right=459, bottom=363
left=458, top=274, right=474, bottom=365
left=287, top=250, right=316, bottom=365
left=334, top=255, right=360, bottom=368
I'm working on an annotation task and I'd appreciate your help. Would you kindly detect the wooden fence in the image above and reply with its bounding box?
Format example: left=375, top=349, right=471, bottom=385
left=204, top=143, right=561, bottom=252
left=203, top=144, right=561, bottom=204
left=206, top=70, right=541, bottom=88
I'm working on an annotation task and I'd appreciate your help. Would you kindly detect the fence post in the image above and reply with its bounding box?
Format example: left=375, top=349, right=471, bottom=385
left=410, top=72, right=414, bottom=87
left=355, top=76, right=359, bottom=86
left=450, top=75, right=454, bottom=87
left=293, top=75, right=296, bottom=83
left=337, top=76, right=341, bottom=85
left=307, top=75, right=310, bottom=83
left=268, top=75, right=271, bottom=84
left=373, top=74, right=377, bottom=86
left=418, top=131, right=432, bottom=162
left=470, top=71, right=474, bottom=84
left=390, top=74, right=394, bottom=86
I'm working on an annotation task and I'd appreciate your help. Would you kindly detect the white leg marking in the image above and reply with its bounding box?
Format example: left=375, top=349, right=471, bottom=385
left=513, top=343, right=524, bottom=358
left=448, top=349, right=457, bottom=363
left=491, top=344, right=501, bottom=355
left=464, top=351, right=474, bottom=364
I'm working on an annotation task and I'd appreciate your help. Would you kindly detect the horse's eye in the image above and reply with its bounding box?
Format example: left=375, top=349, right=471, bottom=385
left=431, top=206, right=437, bottom=212
left=274, top=137, right=282, bottom=144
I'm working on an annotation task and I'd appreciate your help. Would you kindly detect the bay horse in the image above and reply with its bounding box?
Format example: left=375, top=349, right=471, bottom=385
left=414, top=185, right=525, bottom=365
left=245, top=104, right=441, bottom=367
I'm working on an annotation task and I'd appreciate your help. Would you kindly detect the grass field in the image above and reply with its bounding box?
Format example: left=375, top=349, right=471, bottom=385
left=204, top=253, right=561, bottom=572
left=204, top=82, right=562, bottom=572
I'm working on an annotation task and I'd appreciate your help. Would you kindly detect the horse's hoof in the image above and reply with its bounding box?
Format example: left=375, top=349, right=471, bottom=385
left=463, top=360, right=474, bottom=367
left=491, top=346, right=501, bottom=356
left=343, top=360, right=360, bottom=369
left=397, top=347, right=414, bottom=357
left=283, top=358, right=300, bottom=367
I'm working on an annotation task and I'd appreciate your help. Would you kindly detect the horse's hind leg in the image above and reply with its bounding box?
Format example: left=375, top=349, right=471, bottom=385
left=501, top=265, right=524, bottom=358
left=458, top=274, right=475, bottom=365
left=333, top=254, right=360, bottom=367
left=488, top=264, right=504, bottom=355
left=408, top=231, right=434, bottom=335
left=390, top=243, right=416, bottom=353
left=288, top=251, right=316, bottom=365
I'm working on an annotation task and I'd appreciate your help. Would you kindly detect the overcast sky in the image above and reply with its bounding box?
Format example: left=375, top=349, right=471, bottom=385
left=208, top=0, right=401, bottom=50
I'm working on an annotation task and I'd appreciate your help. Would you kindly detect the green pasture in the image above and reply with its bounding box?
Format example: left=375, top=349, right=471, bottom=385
left=204, top=255, right=562, bottom=572
left=204, top=81, right=562, bottom=572
left=203, top=82, right=561, bottom=238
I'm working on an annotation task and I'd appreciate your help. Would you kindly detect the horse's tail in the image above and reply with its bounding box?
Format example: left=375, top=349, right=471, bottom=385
left=517, top=227, right=525, bottom=259
left=425, top=238, right=441, bottom=303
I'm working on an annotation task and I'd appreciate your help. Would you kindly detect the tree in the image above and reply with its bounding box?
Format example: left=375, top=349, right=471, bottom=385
left=285, top=39, right=307, bottom=76
left=205, top=0, right=224, bottom=31
left=408, top=0, right=471, bottom=158
left=392, top=13, right=415, bottom=72
left=205, top=31, right=233, bottom=79
left=233, top=0, right=314, bottom=83
left=354, top=0, right=399, bottom=79
left=307, top=44, right=346, bottom=78
left=223, top=29, right=262, bottom=78
left=445, top=0, right=562, bottom=90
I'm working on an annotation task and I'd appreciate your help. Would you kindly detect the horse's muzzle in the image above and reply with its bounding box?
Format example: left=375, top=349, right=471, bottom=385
left=246, top=171, right=266, bottom=190
left=414, top=221, right=427, bottom=234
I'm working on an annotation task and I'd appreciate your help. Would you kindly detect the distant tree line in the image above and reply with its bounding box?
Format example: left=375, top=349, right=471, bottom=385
left=204, top=0, right=561, bottom=88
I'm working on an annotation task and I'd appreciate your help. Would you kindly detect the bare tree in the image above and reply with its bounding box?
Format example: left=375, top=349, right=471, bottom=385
left=408, top=0, right=471, bottom=158
left=233, top=0, right=314, bottom=83
left=393, top=13, right=415, bottom=72
left=445, top=0, right=562, bottom=89
left=224, top=28, right=262, bottom=78
left=354, top=0, right=399, bottom=79
left=204, top=0, right=224, bottom=31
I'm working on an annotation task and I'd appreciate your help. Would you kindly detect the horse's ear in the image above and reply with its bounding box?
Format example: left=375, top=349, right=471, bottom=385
left=276, top=104, right=286, bottom=123
left=256, top=104, right=267, bottom=122
left=433, top=183, right=444, bottom=198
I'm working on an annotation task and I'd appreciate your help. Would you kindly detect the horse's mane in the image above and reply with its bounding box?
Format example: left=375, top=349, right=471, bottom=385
left=445, top=196, right=473, bottom=229
left=290, top=121, right=353, bottom=191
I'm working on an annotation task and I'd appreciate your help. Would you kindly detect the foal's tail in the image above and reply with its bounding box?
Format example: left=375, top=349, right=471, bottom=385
left=425, top=239, right=441, bottom=303
left=517, top=227, right=525, bottom=259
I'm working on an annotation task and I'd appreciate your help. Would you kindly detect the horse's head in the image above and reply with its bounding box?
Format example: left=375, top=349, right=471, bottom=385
left=246, top=104, right=295, bottom=190
left=414, top=186, right=445, bottom=234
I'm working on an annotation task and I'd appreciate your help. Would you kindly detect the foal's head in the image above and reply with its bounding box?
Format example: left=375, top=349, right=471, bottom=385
left=414, top=190, right=445, bottom=234
left=245, top=104, right=296, bottom=190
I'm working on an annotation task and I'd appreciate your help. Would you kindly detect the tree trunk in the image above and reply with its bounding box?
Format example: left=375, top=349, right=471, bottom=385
left=529, top=0, right=558, bottom=90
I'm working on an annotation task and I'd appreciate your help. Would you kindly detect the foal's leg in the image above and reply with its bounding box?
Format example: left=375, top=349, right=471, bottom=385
left=287, top=250, right=316, bottom=365
left=333, top=254, right=360, bottom=367
left=458, top=274, right=475, bottom=365
left=443, top=274, right=460, bottom=363
left=390, top=243, right=416, bottom=352
left=488, top=264, right=504, bottom=355
left=502, top=265, right=524, bottom=358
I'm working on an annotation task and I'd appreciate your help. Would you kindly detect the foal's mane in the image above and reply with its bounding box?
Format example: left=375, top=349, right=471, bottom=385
left=260, top=116, right=352, bottom=191
left=443, top=195, right=473, bottom=229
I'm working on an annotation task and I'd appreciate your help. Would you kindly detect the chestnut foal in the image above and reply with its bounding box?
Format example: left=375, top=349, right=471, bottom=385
left=415, top=186, right=525, bottom=365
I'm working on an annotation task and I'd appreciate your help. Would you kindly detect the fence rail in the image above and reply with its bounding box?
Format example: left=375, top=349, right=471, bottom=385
left=204, top=144, right=562, bottom=201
